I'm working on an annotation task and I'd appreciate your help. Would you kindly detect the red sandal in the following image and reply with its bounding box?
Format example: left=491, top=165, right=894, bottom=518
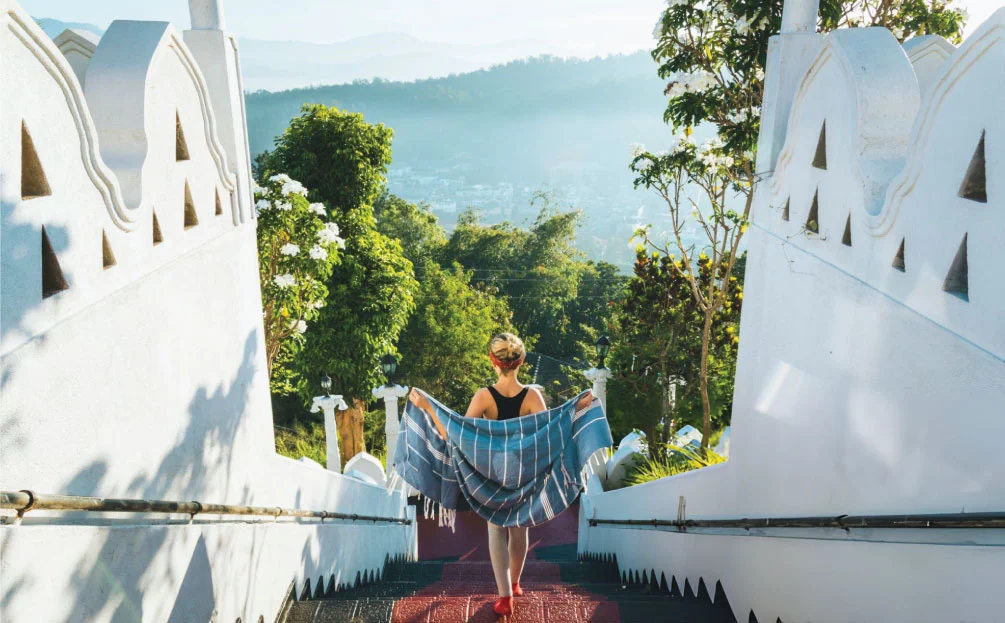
left=493, top=596, right=514, bottom=616
left=512, top=582, right=524, bottom=597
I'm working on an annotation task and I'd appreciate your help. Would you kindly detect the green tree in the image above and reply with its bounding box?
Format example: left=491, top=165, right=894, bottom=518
left=608, top=249, right=741, bottom=452
left=373, top=191, right=445, bottom=267
left=398, top=263, right=516, bottom=411
left=261, top=104, right=415, bottom=463
left=255, top=174, right=343, bottom=391
left=635, top=0, right=963, bottom=448
left=442, top=196, right=610, bottom=361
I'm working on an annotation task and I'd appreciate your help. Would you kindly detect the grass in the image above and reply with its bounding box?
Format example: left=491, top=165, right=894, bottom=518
left=274, top=414, right=388, bottom=471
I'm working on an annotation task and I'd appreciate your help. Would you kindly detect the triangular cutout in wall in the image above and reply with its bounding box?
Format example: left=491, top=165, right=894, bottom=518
left=943, top=233, right=969, bottom=300
left=22, top=121, right=52, bottom=199
left=841, top=214, right=852, bottom=246
left=215, top=188, right=223, bottom=216
left=184, top=182, right=199, bottom=229
left=893, top=238, right=906, bottom=272
left=102, top=230, right=117, bottom=269
left=153, top=211, right=164, bottom=245
left=812, top=121, right=827, bottom=170
left=805, top=190, right=820, bottom=234
left=958, top=131, right=986, bottom=203
left=176, top=112, right=190, bottom=161
left=42, top=226, right=69, bottom=298
left=782, top=198, right=790, bottom=221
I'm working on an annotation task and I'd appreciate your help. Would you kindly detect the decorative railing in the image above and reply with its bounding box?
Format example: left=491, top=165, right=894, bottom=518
left=589, top=511, right=1005, bottom=530
left=0, top=490, right=412, bottom=525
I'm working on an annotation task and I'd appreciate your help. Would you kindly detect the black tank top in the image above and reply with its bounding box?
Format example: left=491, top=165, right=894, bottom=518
left=487, top=386, right=529, bottom=421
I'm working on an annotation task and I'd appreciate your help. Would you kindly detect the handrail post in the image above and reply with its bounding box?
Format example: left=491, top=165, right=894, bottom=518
left=373, top=383, right=408, bottom=469
left=311, top=394, right=348, bottom=473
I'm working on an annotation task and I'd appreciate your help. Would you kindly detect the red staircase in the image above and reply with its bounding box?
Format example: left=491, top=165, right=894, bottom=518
left=283, top=504, right=734, bottom=622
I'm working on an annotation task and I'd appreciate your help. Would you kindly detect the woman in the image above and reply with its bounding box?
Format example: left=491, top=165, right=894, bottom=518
left=408, top=332, right=593, bottom=617
left=466, top=333, right=545, bottom=616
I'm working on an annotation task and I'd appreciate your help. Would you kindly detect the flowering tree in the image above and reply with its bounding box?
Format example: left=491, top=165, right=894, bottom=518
left=632, top=0, right=964, bottom=448
left=256, top=173, right=344, bottom=388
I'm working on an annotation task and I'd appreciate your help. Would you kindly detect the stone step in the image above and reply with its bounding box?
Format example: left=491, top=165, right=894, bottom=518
left=285, top=558, right=734, bottom=622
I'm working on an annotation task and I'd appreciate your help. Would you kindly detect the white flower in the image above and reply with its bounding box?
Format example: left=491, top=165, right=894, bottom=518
left=273, top=274, right=296, bottom=288
left=743, top=149, right=755, bottom=161
left=309, top=203, right=327, bottom=216
left=276, top=201, right=293, bottom=211
left=666, top=0, right=688, bottom=6
left=636, top=158, right=653, bottom=171
left=666, top=83, right=687, bottom=99
left=890, top=25, right=904, bottom=39
left=722, top=156, right=735, bottom=168
left=755, top=68, right=765, bottom=81
left=311, top=299, right=326, bottom=309
left=269, top=173, right=292, bottom=183
left=735, top=16, right=751, bottom=35
left=317, top=222, right=342, bottom=245
left=959, top=8, right=969, bottom=21
left=289, top=319, right=307, bottom=334
left=701, top=152, right=719, bottom=168
left=252, top=182, right=265, bottom=196
left=282, top=179, right=307, bottom=197
left=280, top=243, right=300, bottom=257
left=630, top=143, right=646, bottom=158
left=309, top=245, right=328, bottom=261
left=255, top=199, right=271, bottom=212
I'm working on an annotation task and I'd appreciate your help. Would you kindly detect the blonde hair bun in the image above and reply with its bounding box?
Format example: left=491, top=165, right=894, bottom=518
left=490, top=332, right=525, bottom=362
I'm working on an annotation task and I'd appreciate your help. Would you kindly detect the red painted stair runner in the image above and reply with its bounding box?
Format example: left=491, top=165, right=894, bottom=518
left=391, top=560, right=619, bottom=623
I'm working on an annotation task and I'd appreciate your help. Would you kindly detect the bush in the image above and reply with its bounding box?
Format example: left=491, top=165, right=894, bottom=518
left=624, top=443, right=726, bottom=487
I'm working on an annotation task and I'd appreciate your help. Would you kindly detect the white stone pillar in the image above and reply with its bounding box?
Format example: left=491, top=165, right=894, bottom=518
left=310, top=394, right=348, bottom=473
left=583, top=367, right=611, bottom=414
left=372, top=384, right=408, bottom=467
left=780, top=0, right=820, bottom=34
left=755, top=0, right=824, bottom=174
left=188, top=0, right=226, bottom=30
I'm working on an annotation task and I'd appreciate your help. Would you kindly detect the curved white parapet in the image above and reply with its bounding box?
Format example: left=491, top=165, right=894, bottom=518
left=0, top=2, right=412, bottom=623
left=582, top=13, right=1005, bottom=623
left=84, top=19, right=235, bottom=215
left=53, top=28, right=100, bottom=86
left=902, top=34, right=955, bottom=98
left=344, top=452, right=388, bottom=488
left=605, top=432, right=646, bottom=491
left=617, top=430, right=646, bottom=452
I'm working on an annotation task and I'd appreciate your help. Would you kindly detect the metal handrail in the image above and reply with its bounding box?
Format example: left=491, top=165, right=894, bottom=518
left=0, top=490, right=411, bottom=525
left=589, top=511, right=1005, bottom=531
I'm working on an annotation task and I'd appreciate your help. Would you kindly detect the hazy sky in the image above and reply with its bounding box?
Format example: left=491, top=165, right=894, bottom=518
left=21, top=0, right=667, bottom=56
left=21, top=0, right=1004, bottom=53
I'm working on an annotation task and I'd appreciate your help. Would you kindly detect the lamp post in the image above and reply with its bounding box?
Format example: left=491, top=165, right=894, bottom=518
left=373, top=354, right=408, bottom=468
left=583, top=336, right=612, bottom=414
left=311, top=374, right=347, bottom=473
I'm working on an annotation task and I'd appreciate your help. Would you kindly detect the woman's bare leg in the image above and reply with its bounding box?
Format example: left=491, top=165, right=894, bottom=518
left=508, top=527, right=529, bottom=585
left=487, top=522, right=513, bottom=597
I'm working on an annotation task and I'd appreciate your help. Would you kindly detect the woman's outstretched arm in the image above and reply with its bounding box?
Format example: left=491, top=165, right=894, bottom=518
left=409, top=388, right=447, bottom=439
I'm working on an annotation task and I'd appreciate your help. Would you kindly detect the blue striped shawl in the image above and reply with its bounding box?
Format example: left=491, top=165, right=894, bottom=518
left=390, top=389, right=613, bottom=528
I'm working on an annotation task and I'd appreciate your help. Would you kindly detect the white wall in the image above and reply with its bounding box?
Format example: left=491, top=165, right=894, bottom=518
left=0, top=2, right=412, bottom=621
left=580, top=12, right=1005, bottom=623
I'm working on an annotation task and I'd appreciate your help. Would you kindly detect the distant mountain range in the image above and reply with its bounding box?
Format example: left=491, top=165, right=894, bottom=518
left=34, top=18, right=602, bottom=92
left=245, top=53, right=694, bottom=270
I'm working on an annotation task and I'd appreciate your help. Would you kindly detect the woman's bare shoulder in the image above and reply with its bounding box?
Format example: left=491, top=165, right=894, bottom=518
left=466, top=387, right=491, bottom=418
left=523, top=386, right=548, bottom=414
